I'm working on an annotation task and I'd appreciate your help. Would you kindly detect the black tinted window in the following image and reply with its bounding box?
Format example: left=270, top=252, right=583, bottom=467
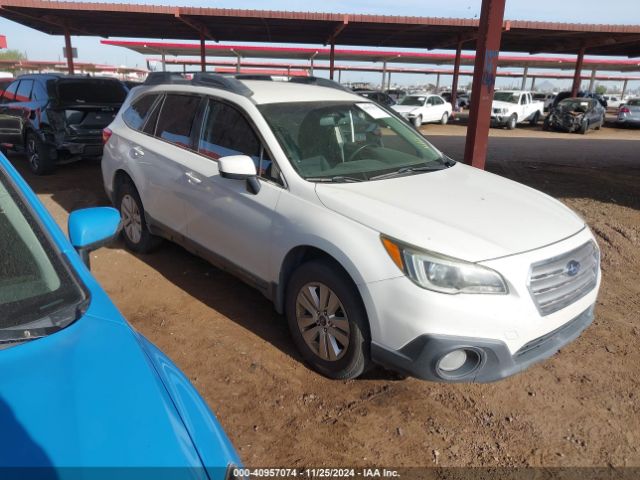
left=155, top=94, right=200, bottom=148
left=123, top=94, right=159, bottom=131
left=56, top=79, right=127, bottom=104
left=15, top=80, right=33, bottom=102
left=1, top=81, right=18, bottom=102
left=199, top=99, right=278, bottom=183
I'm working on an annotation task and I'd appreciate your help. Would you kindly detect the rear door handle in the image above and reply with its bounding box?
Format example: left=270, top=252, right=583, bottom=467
left=185, top=171, right=202, bottom=184
left=130, top=146, right=145, bottom=158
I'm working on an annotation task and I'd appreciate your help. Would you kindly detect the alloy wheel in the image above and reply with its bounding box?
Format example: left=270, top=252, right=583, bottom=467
left=295, top=282, right=350, bottom=362
left=120, top=193, right=143, bottom=244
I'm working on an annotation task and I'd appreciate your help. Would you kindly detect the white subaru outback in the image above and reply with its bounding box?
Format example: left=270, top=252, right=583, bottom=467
left=101, top=73, right=600, bottom=382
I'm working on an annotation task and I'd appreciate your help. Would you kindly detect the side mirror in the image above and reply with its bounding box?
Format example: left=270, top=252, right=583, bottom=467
left=68, top=207, right=121, bottom=268
left=218, top=155, right=261, bottom=194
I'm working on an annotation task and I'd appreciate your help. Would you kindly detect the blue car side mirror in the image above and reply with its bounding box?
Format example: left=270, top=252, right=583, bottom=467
left=68, top=207, right=121, bottom=268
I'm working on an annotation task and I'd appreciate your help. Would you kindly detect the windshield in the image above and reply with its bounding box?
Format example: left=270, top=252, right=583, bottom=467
left=626, top=99, right=640, bottom=106
left=0, top=171, right=86, bottom=345
left=493, top=92, right=520, bottom=103
left=56, top=79, right=127, bottom=105
left=258, top=101, right=448, bottom=182
left=398, top=96, right=426, bottom=106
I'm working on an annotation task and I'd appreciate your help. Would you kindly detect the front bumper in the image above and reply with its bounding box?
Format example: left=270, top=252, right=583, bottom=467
left=490, top=115, right=508, bottom=126
left=372, top=305, right=593, bottom=383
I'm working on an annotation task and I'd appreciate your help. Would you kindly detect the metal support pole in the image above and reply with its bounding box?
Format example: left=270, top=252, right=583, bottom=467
left=588, top=68, right=596, bottom=92
left=520, top=66, right=529, bottom=90
left=530, top=76, right=536, bottom=91
left=387, top=71, right=392, bottom=91
left=161, top=51, right=166, bottom=72
left=338, top=69, right=342, bottom=83
left=571, top=47, right=585, bottom=97
left=381, top=61, right=387, bottom=91
left=463, top=0, right=507, bottom=170
left=621, top=79, right=628, bottom=99
left=183, top=64, right=186, bottom=74
left=435, top=73, right=440, bottom=91
left=310, top=51, right=318, bottom=77
left=200, top=35, right=206, bottom=72
left=64, top=29, right=75, bottom=75
left=451, top=39, right=463, bottom=112
left=310, top=59, right=314, bottom=76
left=329, top=41, right=335, bottom=80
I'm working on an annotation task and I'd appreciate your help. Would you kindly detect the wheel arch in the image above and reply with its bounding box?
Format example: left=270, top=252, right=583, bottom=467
left=276, top=245, right=364, bottom=317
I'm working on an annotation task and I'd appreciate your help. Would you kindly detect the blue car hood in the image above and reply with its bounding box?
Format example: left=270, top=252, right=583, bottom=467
left=0, top=311, right=208, bottom=473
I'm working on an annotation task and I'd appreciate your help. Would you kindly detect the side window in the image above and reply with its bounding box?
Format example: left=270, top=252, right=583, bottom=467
left=31, top=81, right=47, bottom=102
left=433, top=97, right=444, bottom=105
left=122, top=94, right=159, bottom=131
left=154, top=94, right=200, bottom=149
left=520, top=95, right=527, bottom=105
left=427, top=97, right=435, bottom=105
left=1, top=81, right=19, bottom=103
left=15, top=80, right=33, bottom=102
left=199, top=99, right=281, bottom=185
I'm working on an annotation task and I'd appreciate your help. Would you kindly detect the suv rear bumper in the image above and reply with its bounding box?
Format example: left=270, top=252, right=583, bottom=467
left=371, top=305, right=594, bottom=383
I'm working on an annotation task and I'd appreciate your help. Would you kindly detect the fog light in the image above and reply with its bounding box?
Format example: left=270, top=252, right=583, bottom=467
left=438, top=349, right=468, bottom=372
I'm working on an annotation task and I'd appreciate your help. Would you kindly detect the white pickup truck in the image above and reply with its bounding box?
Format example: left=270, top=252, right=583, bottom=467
left=491, top=90, right=544, bottom=129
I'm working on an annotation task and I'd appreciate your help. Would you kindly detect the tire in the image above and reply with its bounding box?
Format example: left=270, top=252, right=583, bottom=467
left=595, top=115, right=604, bottom=130
left=542, top=118, right=550, bottom=131
left=116, top=179, right=162, bottom=253
left=285, top=260, right=371, bottom=379
left=25, top=132, right=54, bottom=175
left=507, top=114, right=517, bottom=130
left=440, top=112, right=449, bottom=125
left=579, top=119, right=589, bottom=135
left=529, top=111, right=540, bottom=126
left=413, top=115, right=422, bottom=128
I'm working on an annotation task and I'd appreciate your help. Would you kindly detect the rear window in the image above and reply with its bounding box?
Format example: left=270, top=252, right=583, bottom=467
left=123, top=94, right=159, bottom=131
left=56, top=79, right=127, bottom=105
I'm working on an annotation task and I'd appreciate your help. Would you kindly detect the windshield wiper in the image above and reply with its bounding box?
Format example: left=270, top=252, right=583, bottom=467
left=369, top=165, right=444, bottom=180
left=0, top=325, right=64, bottom=345
left=306, top=176, right=364, bottom=183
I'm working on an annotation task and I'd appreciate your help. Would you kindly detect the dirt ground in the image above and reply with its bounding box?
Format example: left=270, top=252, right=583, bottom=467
left=8, top=122, right=640, bottom=468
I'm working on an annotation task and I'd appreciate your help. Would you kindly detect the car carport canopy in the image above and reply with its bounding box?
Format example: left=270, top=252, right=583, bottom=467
left=2, top=0, right=639, bottom=168
left=2, top=1, right=640, bottom=56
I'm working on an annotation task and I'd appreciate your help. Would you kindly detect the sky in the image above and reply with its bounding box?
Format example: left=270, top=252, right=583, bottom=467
left=2, top=0, right=640, bottom=91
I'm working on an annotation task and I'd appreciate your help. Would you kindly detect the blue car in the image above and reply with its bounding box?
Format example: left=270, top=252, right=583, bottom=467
left=0, top=153, right=241, bottom=479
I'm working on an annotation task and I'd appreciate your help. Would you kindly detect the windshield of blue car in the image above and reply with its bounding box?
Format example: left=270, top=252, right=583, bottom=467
left=0, top=171, right=86, bottom=342
left=558, top=99, right=591, bottom=112
left=493, top=92, right=520, bottom=103
left=258, top=101, right=448, bottom=181
left=398, top=96, right=426, bottom=106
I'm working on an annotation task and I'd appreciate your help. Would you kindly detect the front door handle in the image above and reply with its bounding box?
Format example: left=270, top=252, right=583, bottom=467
left=130, top=146, right=145, bottom=158
left=185, top=171, right=202, bottom=184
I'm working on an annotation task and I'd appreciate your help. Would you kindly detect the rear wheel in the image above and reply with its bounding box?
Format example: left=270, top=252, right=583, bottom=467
left=25, top=132, right=54, bottom=175
left=595, top=115, right=605, bottom=130
left=529, top=111, right=540, bottom=126
left=286, top=260, right=371, bottom=379
left=440, top=112, right=449, bottom=125
left=507, top=114, right=517, bottom=130
left=116, top=179, right=162, bottom=253
left=413, top=115, right=422, bottom=128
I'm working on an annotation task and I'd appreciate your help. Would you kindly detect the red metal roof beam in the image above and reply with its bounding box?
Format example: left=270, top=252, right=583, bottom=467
left=174, top=10, right=216, bottom=41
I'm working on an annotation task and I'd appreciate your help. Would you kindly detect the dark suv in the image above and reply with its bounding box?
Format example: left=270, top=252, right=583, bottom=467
left=0, top=74, right=128, bottom=174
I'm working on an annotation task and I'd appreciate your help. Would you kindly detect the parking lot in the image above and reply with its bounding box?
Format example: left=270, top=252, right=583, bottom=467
left=8, top=121, right=639, bottom=467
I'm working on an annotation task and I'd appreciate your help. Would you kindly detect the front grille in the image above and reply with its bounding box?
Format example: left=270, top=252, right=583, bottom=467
left=528, top=241, right=599, bottom=316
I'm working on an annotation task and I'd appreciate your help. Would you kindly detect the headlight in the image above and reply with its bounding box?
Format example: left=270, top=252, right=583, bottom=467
left=381, top=236, right=508, bottom=294
left=500, top=108, right=509, bottom=114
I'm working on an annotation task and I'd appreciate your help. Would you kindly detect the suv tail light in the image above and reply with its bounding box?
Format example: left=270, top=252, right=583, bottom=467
left=102, top=127, right=113, bottom=145
left=619, top=106, right=630, bottom=114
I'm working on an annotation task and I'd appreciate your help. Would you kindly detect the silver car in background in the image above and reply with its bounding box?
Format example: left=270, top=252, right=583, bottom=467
left=617, top=98, right=640, bottom=127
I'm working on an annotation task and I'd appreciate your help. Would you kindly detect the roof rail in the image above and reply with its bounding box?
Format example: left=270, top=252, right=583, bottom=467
left=288, top=76, right=352, bottom=92
left=233, top=74, right=274, bottom=81
left=143, top=71, right=253, bottom=97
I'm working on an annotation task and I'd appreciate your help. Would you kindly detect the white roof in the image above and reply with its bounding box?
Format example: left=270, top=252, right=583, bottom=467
left=242, top=80, right=362, bottom=104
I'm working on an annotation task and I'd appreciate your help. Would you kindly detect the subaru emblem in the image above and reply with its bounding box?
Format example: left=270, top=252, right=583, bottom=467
left=566, top=260, right=580, bottom=277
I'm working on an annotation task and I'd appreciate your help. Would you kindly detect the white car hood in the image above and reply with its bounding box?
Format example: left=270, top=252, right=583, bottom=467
left=315, top=163, right=584, bottom=262
left=391, top=105, right=420, bottom=114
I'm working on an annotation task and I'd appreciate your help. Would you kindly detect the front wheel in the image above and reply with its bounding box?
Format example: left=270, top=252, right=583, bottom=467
left=507, top=114, right=517, bottom=130
left=579, top=119, right=589, bottom=135
left=413, top=115, right=422, bottom=128
left=286, top=260, right=371, bottom=379
left=25, top=132, right=54, bottom=175
left=440, top=112, right=449, bottom=125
